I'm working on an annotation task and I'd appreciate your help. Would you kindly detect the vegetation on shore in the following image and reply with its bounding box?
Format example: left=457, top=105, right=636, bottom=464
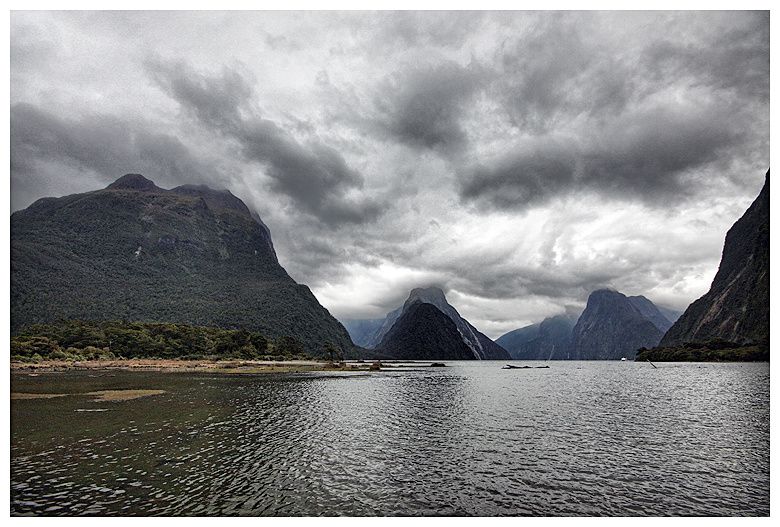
left=636, top=339, right=769, bottom=362
left=9, top=320, right=349, bottom=363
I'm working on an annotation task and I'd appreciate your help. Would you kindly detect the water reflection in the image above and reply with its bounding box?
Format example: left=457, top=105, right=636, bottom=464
left=11, top=363, right=770, bottom=516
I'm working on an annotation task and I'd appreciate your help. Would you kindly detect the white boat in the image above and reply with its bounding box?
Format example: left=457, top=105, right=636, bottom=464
left=620, top=357, right=627, bottom=361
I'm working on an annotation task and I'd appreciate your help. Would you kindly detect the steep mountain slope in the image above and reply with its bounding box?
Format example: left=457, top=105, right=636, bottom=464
left=363, top=306, right=403, bottom=349
left=509, top=314, right=577, bottom=360
left=365, top=287, right=510, bottom=359
left=571, top=289, right=664, bottom=360
left=11, top=174, right=355, bottom=356
left=341, top=318, right=384, bottom=348
left=495, top=324, right=541, bottom=356
left=375, top=302, right=477, bottom=360
left=661, top=172, right=769, bottom=347
left=657, top=306, right=683, bottom=324
left=628, top=296, right=673, bottom=333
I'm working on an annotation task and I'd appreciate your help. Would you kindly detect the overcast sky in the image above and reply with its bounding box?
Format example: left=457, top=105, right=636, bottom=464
left=10, top=11, right=769, bottom=338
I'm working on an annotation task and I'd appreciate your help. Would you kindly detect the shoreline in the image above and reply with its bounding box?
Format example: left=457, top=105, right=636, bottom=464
left=9, top=358, right=392, bottom=374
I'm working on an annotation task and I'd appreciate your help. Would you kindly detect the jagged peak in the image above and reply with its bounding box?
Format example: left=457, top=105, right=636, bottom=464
left=106, top=174, right=160, bottom=191
left=588, top=288, right=623, bottom=301
left=407, top=286, right=448, bottom=304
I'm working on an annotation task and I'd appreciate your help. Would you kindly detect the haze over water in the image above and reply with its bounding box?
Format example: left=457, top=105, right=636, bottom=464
left=11, top=362, right=769, bottom=516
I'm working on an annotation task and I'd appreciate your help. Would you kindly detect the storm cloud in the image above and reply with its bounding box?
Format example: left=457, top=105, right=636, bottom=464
left=146, top=58, right=384, bottom=225
left=376, top=60, right=484, bottom=149
left=10, top=11, right=769, bottom=337
left=10, top=102, right=212, bottom=210
left=460, top=99, right=745, bottom=209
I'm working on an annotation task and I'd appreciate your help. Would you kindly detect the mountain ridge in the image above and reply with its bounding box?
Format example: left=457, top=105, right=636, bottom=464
left=374, top=301, right=478, bottom=360
left=660, top=171, right=769, bottom=347
left=11, top=173, right=355, bottom=356
left=357, top=287, right=510, bottom=360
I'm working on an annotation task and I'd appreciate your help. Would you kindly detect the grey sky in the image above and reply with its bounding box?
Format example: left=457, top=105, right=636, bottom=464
left=10, top=11, right=769, bottom=338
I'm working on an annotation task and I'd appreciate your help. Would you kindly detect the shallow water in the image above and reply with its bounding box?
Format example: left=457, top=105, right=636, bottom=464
left=11, top=361, right=769, bottom=516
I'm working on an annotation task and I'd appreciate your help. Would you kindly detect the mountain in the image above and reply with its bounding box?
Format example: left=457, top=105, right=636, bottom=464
left=627, top=296, right=673, bottom=333
left=341, top=318, right=384, bottom=348
left=11, top=174, right=355, bottom=356
left=657, top=306, right=682, bottom=324
left=571, top=289, right=664, bottom=360
left=660, top=171, right=769, bottom=347
left=375, top=302, right=477, bottom=360
left=495, top=324, right=541, bottom=356
left=362, top=305, right=404, bottom=349
left=365, top=287, right=510, bottom=360
left=504, top=314, right=577, bottom=360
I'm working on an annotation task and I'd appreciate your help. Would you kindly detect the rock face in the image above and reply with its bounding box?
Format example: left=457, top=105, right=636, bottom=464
left=627, top=296, right=674, bottom=333
left=661, top=172, right=769, bottom=347
left=495, top=324, right=541, bottom=357
left=364, top=286, right=510, bottom=360
left=11, top=174, right=355, bottom=356
left=499, top=314, right=577, bottom=360
left=571, top=289, right=664, bottom=360
left=363, top=305, right=404, bottom=349
left=375, top=302, right=477, bottom=360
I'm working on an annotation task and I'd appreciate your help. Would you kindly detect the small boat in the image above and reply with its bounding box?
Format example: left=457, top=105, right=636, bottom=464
left=502, top=365, right=550, bottom=369
left=621, top=357, right=627, bottom=361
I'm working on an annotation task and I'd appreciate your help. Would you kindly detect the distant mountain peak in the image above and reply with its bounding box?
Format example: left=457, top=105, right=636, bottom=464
left=406, top=286, right=447, bottom=305
left=106, top=173, right=160, bottom=191
left=572, top=288, right=664, bottom=360
left=375, top=302, right=477, bottom=360
left=590, top=288, right=620, bottom=297
left=364, top=285, right=509, bottom=360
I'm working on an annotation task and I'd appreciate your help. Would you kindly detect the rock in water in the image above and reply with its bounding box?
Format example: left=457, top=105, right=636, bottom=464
left=571, top=289, right=664, bottom=360
left=11, top=174, right=355, bottom=356
left=661, top=171, right=769, bottom=347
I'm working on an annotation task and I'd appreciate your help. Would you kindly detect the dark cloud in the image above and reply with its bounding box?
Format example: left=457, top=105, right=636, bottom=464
left=375, top=60, right=483, bottom=150
left=10, top=102, right=211, bottom=209
left=460, top=95, right=751, bottom=210
left=460, top=137, right=576, bottom=209
left=493, top=13, right=631, bottom=133
left=146, top=58, right=384, bottom=226
left=146, top=58, right=254, bottom=131
left=641, top=12, right=769, bottom=102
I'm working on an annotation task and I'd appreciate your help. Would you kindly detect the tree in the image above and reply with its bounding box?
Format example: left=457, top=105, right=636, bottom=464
left=275, top=336, right=304, bottom=357
left=324, top=342, right=343, bottom=362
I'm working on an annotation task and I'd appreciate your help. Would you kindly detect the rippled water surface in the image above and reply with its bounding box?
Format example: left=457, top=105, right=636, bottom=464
left=11, top=361, right=769, bottom=516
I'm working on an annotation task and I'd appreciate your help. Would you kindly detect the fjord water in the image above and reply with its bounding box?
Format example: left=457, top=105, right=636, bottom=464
left=11, top=362, right=769, bottom=516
